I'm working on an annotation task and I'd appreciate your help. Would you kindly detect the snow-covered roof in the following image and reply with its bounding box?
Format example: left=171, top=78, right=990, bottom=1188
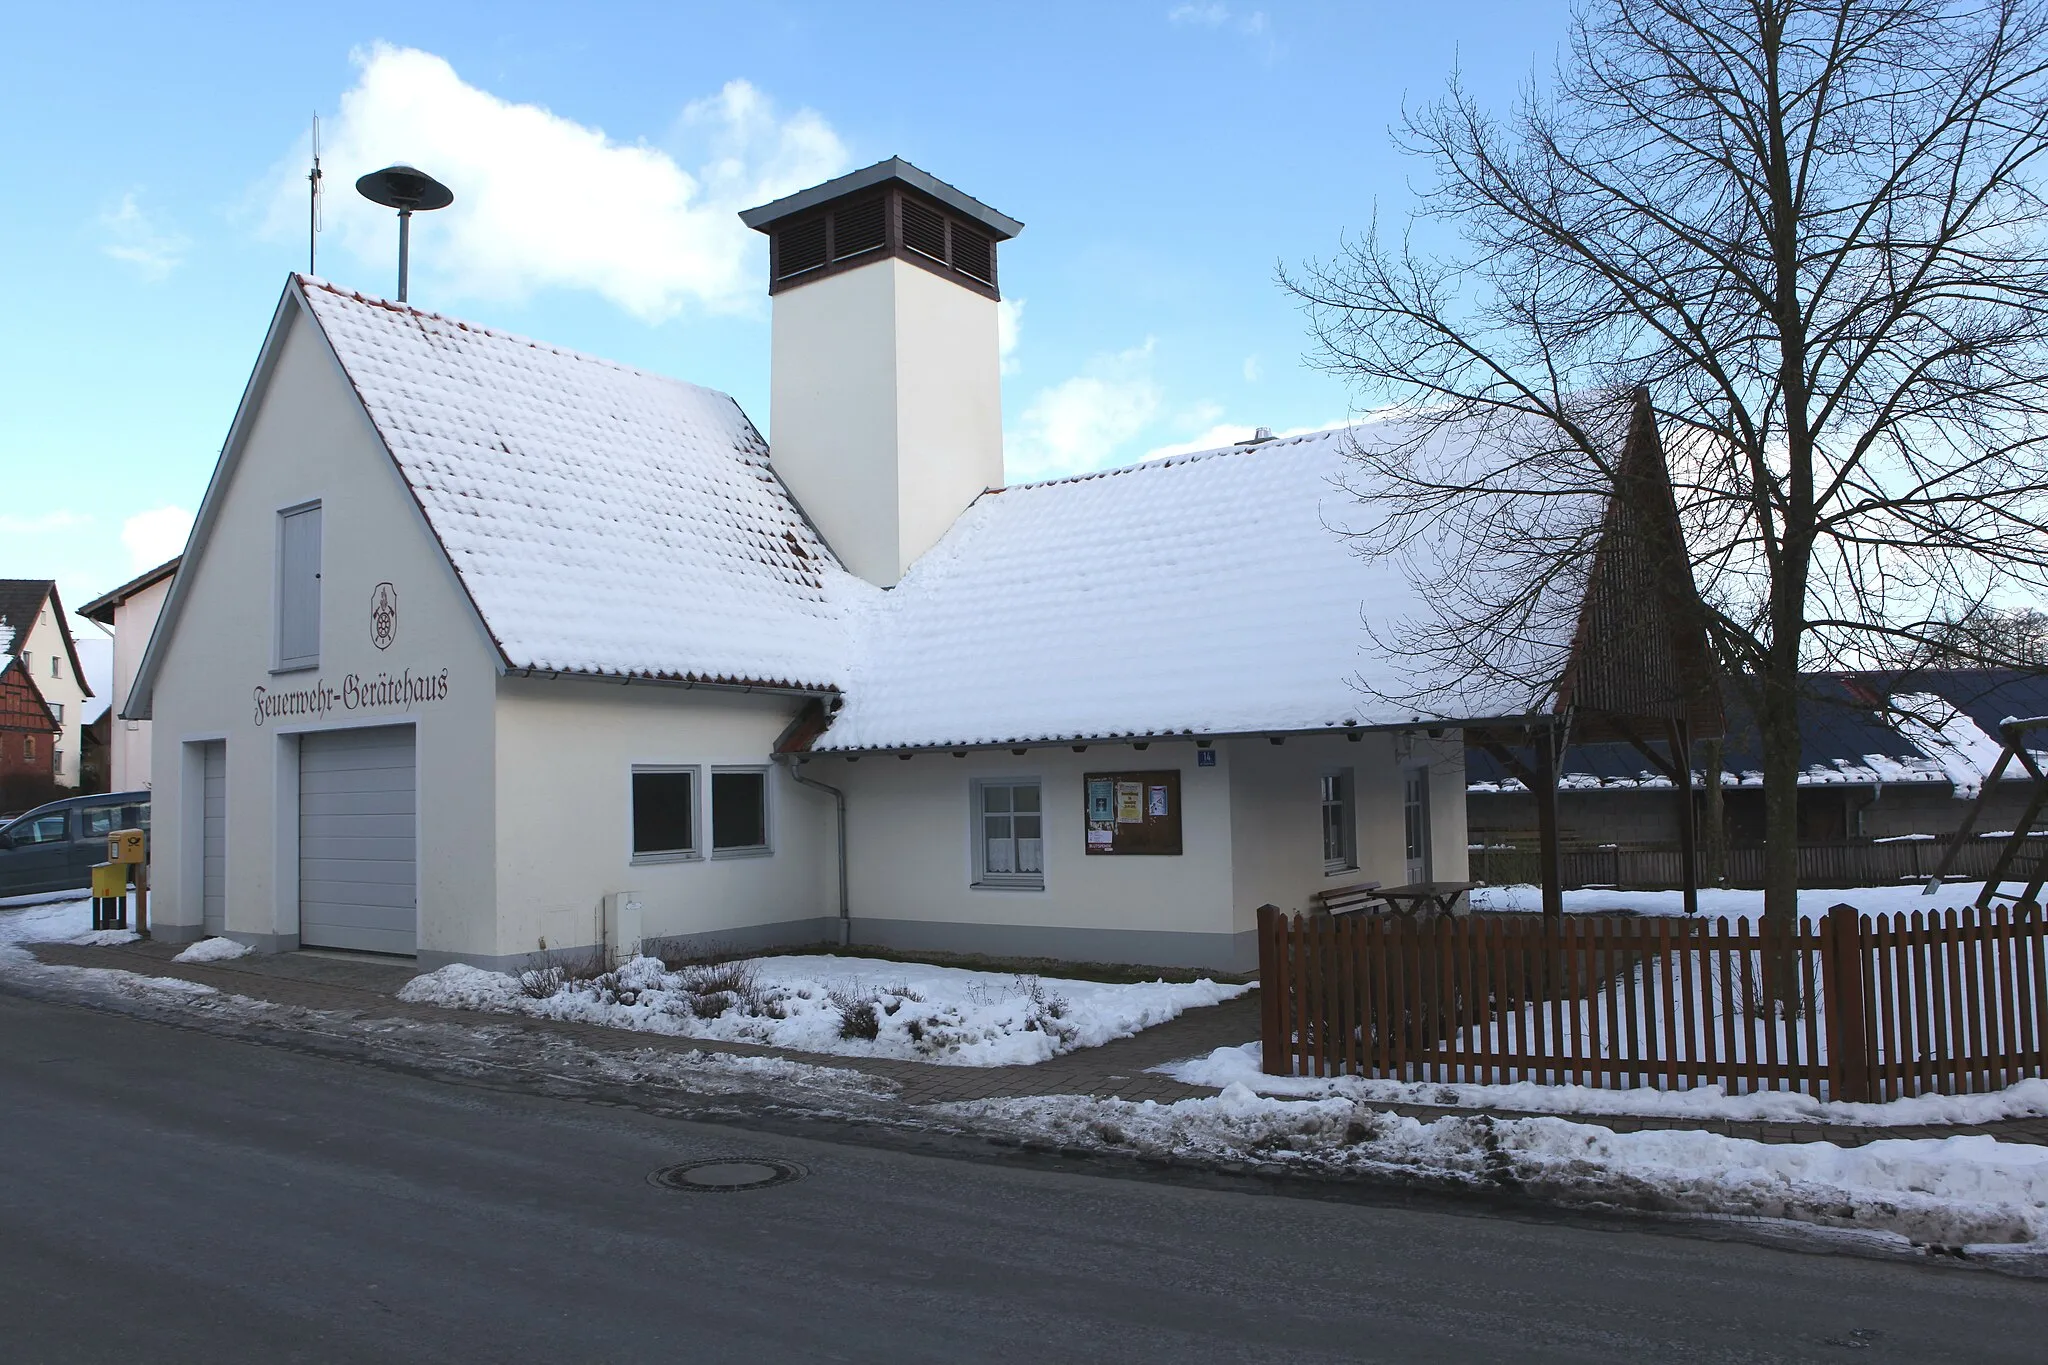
left=815, top=427, right=1522, bottom=751
left=297, top=278, right=853, bottom=691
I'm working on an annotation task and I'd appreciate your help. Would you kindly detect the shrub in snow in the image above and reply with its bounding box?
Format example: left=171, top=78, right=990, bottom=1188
left=397, top=953, right=1252, bottom=1067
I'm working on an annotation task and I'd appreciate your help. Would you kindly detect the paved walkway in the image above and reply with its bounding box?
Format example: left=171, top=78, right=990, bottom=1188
left=28, top=938, right=2048, bottom=1147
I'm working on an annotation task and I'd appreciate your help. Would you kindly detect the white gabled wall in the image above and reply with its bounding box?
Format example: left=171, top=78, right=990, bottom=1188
left=145, top=302, right=501, bottom=953
left=14, top=605, right=88, bottom=787
left=769, top=256, right=1004, bottom=587
left=107, top=575, right=171, bottom=790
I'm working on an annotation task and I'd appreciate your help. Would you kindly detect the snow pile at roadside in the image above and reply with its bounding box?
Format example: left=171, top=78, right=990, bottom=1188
left=174, top=937, right=253, bottom=964
left=1472, top=882, right=1993, bottom=920
left=1161, top=1042, right=2048, bottom=1127
left=399, top=953, right=1252, bottom=1066
left=72, top=928, right=141, bottom=946
left=945, top=1084, right=2048, bottom=1248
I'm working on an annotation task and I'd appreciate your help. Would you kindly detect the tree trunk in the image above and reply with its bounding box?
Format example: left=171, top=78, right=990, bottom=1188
left=1759, top=660, right=1805, bottom=1006
left=1699, top=736, right=1727, bottom=886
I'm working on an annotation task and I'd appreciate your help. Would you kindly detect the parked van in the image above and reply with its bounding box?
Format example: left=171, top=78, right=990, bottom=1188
left=0, top=792, right=151, bottom=898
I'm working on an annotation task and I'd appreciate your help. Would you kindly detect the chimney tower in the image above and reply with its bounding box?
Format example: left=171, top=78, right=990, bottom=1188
left=742, top=159, right=1023, bottom=587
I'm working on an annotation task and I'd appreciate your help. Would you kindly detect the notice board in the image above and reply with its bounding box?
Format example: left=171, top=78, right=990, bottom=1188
left=1083, top=770, right=1182, bottom=855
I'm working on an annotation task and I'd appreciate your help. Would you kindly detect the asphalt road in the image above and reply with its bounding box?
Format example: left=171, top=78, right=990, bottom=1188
left=4, top=992, right=2047, bottom=1364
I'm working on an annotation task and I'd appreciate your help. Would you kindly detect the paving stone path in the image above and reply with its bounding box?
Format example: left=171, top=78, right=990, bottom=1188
left=28, top=938, right=2048, bottom=1148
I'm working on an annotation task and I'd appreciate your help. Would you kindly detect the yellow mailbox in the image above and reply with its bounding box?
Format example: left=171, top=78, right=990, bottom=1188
left=90, top=862, right=127, bottom=898
left=107, top=828, right=147, bottom=865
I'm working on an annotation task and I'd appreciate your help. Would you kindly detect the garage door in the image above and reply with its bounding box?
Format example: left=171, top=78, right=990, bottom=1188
left=201, top=741, right=226, bottom=935
left=298, top=726, right=416, bottom=955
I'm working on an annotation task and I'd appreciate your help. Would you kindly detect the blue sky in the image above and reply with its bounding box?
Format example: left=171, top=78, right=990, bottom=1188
left=0, top=1, right=1572, bottom=612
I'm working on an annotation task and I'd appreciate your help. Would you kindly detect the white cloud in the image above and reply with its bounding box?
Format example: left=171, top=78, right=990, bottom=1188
left=99, top=193, right=189, bottom=280
left=1169, top=3, right=1231, bottom=24
left=120, top=506, right=193, bottom=572
left=998, top=298, right=1025, bottom=376
left=1005, top=340, right=1164, bottom=482
left=0, top=511, right=89, bottom=535
left=270, top=45, right=848, bottom=321
left=1168, top=5, right=1276, bottom=55
left=1242, top=353, right=1262, bottom=382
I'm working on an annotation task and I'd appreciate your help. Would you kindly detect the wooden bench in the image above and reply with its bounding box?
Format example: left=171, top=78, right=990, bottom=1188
left=1309, top=880, right=1384, bottom=916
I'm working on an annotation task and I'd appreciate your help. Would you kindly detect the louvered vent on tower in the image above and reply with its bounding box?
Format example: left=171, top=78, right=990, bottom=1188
left=831, top=195, right=886, bottom=260
left=950, top=225, right=993, bottom=284
left=775, top=215, right=828, bottom=281
left=901, top=197, right=947, bottom=262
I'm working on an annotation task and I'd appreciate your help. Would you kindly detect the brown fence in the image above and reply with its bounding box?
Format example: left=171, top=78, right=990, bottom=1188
left=1257, top=902, right=2048, bottom=1101
left=1467, top=835, right=2048, bottom=891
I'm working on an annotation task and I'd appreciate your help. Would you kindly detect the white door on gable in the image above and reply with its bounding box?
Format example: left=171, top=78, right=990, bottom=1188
left=298, top=725, right=417, bottom=955
left=201, top=741, right=227, bottom=936
left=1403, top=766, right=1432, bottom=884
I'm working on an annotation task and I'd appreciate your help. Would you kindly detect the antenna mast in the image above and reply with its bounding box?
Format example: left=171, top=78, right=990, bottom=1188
left=308, top=115, right=323, bottom=275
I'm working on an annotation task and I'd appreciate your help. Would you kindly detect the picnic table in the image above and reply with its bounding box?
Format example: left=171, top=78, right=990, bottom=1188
left=1371, top=880, right=1478, bottom=918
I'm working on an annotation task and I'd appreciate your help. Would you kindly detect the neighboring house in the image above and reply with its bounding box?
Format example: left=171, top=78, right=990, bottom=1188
left=126, top=159, right=1559, bottom=972
left=0, top=580, right=92, bottom=789
left=0, top=648, right=61, bottom=813
left=1468, top=668, right=2048, bottom=848
left=79, top=557, right=178, bottom=792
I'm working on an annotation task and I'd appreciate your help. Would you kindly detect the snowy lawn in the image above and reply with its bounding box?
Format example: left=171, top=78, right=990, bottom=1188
left=399, top=953, right=1252, bottom=1067
left=949, top=1084, right=2048, bottom=1251
left=1473, top=880, right=1995, bottom=920
left=0, top=895, right=220, bottom=1002
left=1160, top=1042, right=2048, bottom=1127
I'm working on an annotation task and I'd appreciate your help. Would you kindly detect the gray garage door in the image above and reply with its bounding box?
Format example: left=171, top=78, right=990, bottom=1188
left=298, top=726, right=417, bottom=955
left=201, top=741, right=226, bottom=935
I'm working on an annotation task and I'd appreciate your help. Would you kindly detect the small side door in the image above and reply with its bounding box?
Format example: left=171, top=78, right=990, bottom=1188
left=0, top=809, right=75, bottom=894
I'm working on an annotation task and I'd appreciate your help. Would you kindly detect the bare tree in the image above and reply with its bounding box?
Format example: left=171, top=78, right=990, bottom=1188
left=1289, top=0, right=2048, bottom=930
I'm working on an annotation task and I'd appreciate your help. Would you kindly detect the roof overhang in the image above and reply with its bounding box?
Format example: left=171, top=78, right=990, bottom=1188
left=739, top=157, right=1023, bottom=239
left=79, top=557, right=180, bottom=627
left=799, top=712, right=1553, bottom=757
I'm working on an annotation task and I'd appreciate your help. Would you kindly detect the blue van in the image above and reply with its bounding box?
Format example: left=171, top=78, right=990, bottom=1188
left=0, top=792, right=151, bottom=898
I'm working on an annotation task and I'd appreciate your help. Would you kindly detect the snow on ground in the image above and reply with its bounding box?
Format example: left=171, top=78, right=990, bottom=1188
left=1473, top=881, right=1994, bottom=920
left=1160, top=1042, right=2048, bottom=1127
left=0, top=895, right=220, bottom=1001
left=945, top=1084, right=2048, bottom=1250
left=399, top=953, right=1252, bottom=1067
left=173, top=936, right=253, bottom=964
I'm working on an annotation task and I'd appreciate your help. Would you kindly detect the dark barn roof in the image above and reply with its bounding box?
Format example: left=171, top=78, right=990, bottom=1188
left=1468, top=668, right=2048, bottom=792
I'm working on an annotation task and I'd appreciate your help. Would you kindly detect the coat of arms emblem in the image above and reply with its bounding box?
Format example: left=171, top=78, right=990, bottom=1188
left=371, top=582, right=398, bottom=650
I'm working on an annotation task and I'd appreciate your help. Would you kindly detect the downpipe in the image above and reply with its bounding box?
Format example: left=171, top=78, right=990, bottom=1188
left=783, top=756, right=850, bottom=946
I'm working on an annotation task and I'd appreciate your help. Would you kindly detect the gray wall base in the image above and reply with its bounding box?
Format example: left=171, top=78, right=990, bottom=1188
left=146, top=922, right=206, bottom=946
left=845, top=919, right=1256, bottom=974
left=415, top=917, right=842, bottom=975
left=235, top=932, right=299, bottom=955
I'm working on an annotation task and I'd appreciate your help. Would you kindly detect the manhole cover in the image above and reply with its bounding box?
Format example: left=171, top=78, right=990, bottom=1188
left=650, top=1158, right=806, bottom=1193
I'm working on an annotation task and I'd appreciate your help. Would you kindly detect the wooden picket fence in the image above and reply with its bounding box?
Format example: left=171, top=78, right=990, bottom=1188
left=1256, top=902, right=2048, bottom=1101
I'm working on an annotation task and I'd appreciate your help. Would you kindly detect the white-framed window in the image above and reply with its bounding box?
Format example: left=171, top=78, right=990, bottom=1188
left=1404, top=766, right=1433, bottom=882
left=48, top=702, right=62, bottom=726
left=276, top=501, right=323, bottom=670
left=1320, top=769, right=1355, bottom=875
left=631, top=765, right=699, bottom=862
left=50, top=653, right=60, bottom=679
left=710, top=766, right=771, bottom=857
left=974, top=778, right=1044, bottom=890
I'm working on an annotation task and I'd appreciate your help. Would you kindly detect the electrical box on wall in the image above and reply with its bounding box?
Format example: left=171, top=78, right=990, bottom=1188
left=1082, top=770, right=1182, bottom=855
left=604, top=890, right=644, bottom=959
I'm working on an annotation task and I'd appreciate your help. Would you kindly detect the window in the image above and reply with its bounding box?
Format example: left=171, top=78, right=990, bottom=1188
left=48, top=702, right=62, bottom=726
left=711, top=768, right=770, bottom=855
left=23, top=735, right=35, bottom=759
left=1321, top=770, right=1355, bottom=875
left=1404, top=767, right=1433, bottom=882
left=631, top=767, right=696, bottom=861
left=13, top=812, right=67, bottom=844
left=277, top=502, right=322, bottom=669
left=51, top=653, right=61, bottom=679
left=81, top=805, right=124, bottom=839
left=975, top=779, right=1043, bottom=890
